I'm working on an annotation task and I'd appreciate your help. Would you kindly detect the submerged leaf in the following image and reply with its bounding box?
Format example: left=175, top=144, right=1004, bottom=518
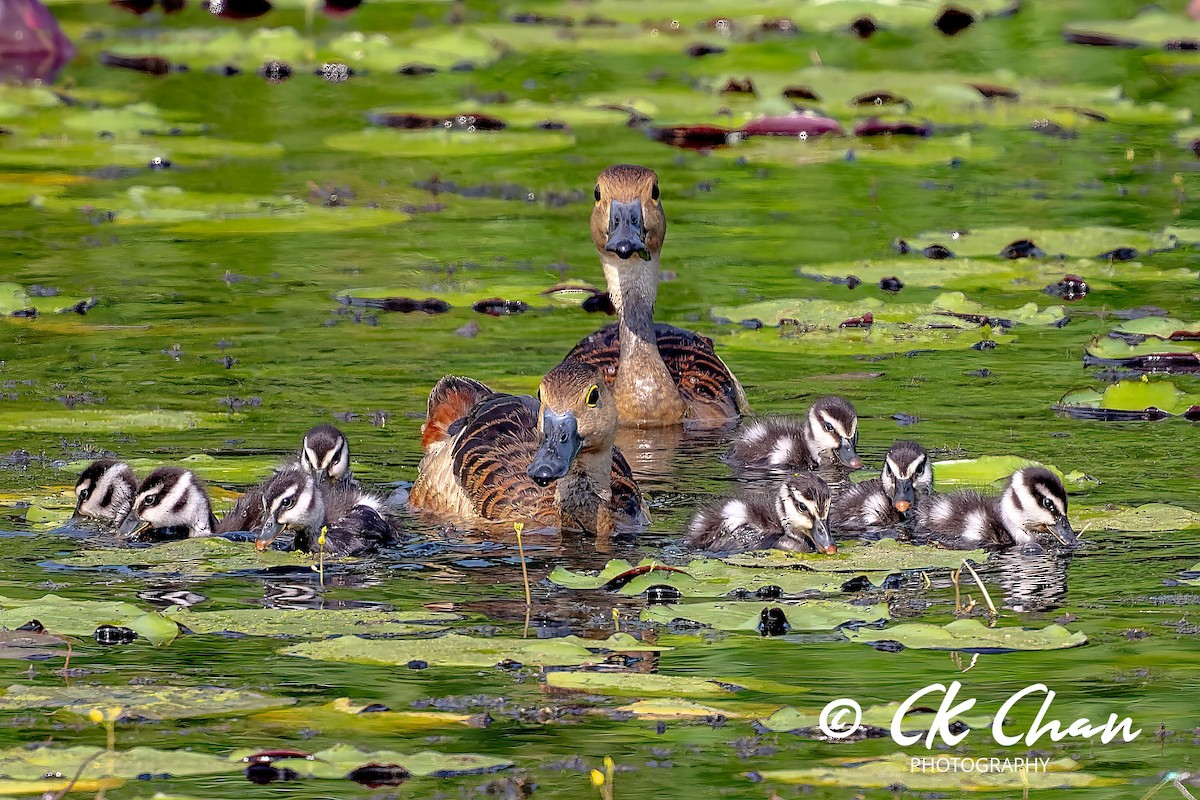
left=641, top=600, right=888, bottom=632
left=844, top=619, right=1087, bottom=652
left=1071, top=503, right=1200, bottom=533
left=326, top=128, right=573, bottom=157
left=0, top=593, right=175, bottom=642
left=545, top=671, right=808, bottom=697
left=232, top=743, right=511, bottom=778
left=168, top=607, right=456, bottom=637
left=0, top=684, right=295, bottom=719
left=0, top=409, right=230, bottom=433
left=759, top=702, right=992, bottom=733
left=58, top=537, right=317, bottom=574
left=1056, top=379, right=1200, bottom=417
left=721, top=539, right=985, bottom=573
left=254, top=699, right=475, bottom=732
left=0, top=745, right=230, bottom=780
left=547, top=558, right=886, bottom=597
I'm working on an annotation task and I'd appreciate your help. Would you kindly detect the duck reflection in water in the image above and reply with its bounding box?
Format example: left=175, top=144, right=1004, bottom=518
left=985, top=546, right=1074, bottom=613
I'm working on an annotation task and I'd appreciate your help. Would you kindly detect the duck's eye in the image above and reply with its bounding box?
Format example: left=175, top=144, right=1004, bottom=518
left=593, top=184, right=601, bottom=202
left=584, top=384, right=600, bottom=407
left=824, top=422, right=835, bottom=433
left=1041, top=497, right=1055, bottom=511
left=280, top=497, right=294, bottom=509
left=141, top=494, right=158, bottom=508
left=78, top=488, right=91, bottom=501
left=651, top=182, right=660, bottom=201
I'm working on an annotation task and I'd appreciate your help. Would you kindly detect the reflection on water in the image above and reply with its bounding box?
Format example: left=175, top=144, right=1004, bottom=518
left=985, top=546, right=1074, bottom=614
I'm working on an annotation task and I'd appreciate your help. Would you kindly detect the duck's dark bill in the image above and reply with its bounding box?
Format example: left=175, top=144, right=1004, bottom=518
left=527, top=410, right=581, bottom=486
left=605, top=200, right=650, bottom=261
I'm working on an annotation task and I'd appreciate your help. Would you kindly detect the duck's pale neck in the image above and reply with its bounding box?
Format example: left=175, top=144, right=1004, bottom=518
left=600, top=251, right=686, bottom=424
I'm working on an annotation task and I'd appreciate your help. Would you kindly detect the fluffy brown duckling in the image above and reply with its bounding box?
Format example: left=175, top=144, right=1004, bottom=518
left=557, top=164, right=750, bottom=427
left=832, top=440, right=933, bottom=533
left=727, top=396, right=862, bottom=474
left=72, top=459, right=137, bottom=528
left=919, top=466, right=1076, bottom=550
left=409, top=361, right=649, bottom=534
left=686, top=473, right=836, bottom=554
left=291, top=423, right=358, bottom=489
left=253, top=468, right=394, bottom=557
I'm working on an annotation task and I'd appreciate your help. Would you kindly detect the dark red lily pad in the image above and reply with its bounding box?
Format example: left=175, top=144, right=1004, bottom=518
left=934, top=6, right=974, bottom=36
left=472, top=298, right=529, bottom=316
left=840, top=313, right=874, bottom=328
left=1053, top=404, right=1174, bottom=421
left=851, top=90, right=911, bottom=108
left=368, top=112, right=506, bottom=131
left=99, top=52, right=180, bottom=75
left=347, top=763, right=412, bottom=787
left=854, top=118, right=932, bottom=137
left=741, top=111, right=844, bottom=138
left=967, top=83, right=1019, bottom=100
left=322, top=0, right=361, bottom=17
left=336, top=295, right=451, bottom=314
left=782, top=85, right=821, bottom=102
left=850, top=16, right=878, bottom=38
left=1062, top=30, right=1140, bottom=48
left=648, top=124, right=735, bottom=150
left=600, top=564, right=689, bottom=592
left=999, top=239, right=1045, bottom=259
left=1082, top=352, right=1200, bottom=374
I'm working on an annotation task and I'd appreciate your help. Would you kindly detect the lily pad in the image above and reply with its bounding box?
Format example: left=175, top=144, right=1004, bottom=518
left=1113, top=317, right=1200, bottom=340
left=0, top=283, right=91, bottom=316
left=0, top=745, right=231, bottom=780
left=1071, top=504, right=1200, bottom=533
left=253, top=698, right=476, bottom=732
left=325, top=128, right=574, bottom=157
left=58, top=537, right=319, bottom=574
left=284, top=632, right=669, bottom=668
left=933, top=456, right=1063, bottom=489
left=1064, top=9, right=1200, bottom=51
left=245, top=743, right=512, bottom=779
left=0, top=777, right=123, bottom=795
left=759, top=702, right=993, bottom=733
left=547, top=558, right=888, bottom=597
left=844, top=619, right=1088, bottom=652
left=1056, top=380, right=1200, bottom=418
left=756, top=752, right=1119, bottom=791
left=62, top=453, right=281, bottom=485
left=544, top=671, right=808, bottom=697
left=903, top=226, right=1162, bottom=259
left=615, top=698, right=750, bottom=720
left=721, top=539, right=985, bottom=573
left=0, top=684, right=295, bottom=719
left=0, top=629, right=67, bottom=660
left=714, top=292, right=1063, bottom=328
left=641, top=600, right=888, bottom=632
left=0, top=594, right=178, bottom=644
left=0, top=409, right=231, bottom=433
left=168, top=607, right=456, bottom=638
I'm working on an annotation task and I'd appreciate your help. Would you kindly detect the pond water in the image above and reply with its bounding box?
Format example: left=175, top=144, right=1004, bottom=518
left=1, top=0, right=1200, bottom=796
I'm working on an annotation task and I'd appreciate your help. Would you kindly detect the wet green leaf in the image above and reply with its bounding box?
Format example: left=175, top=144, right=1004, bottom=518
left=756, top=752, right=1118, bottom=790
left=1113, top=317, right=1200, bottom=339
left=641, top=600, right=888, bottom=632
left=58, top=537, right=318, bottom=575
left=284, top=632, right=669, bottom=668
left=614, top=698, right=753, bottom=719
left=933, top=456, right=1062, bottom=489
left=0, top=776, right=123, bottom=795
left=1086, top=336, right=1200, bottom=359
left=547, top=558, right=886, bottom=597
left=1072, top=503, right=1200, bottom=533
left=0, top=593, right=176, bottom=643
left=0, top=684, right=295, bottom=719
left=325, top=129, right=574, bottom=157
left=905, top=226, right=1162, bottom=258
left=0, top=409, right=231, bottom=433
left=721, top=539, right=985, bottom=572
left=759, top=702, right=992, bottom=733
left=0, top=745, right=230, bottom=780
left=253, top=698, right=476, bottom=732
left=1064, top=9, right=1200, bottom=50
left=0, top=283, right=90, bottom=316
left=545, top=671, right=808, bottom=697
left=844, top=619, right=1088, bottom=651
left=168, top=606, right=456, bottom=638
left=233, top=743, right=511, bottom=778
left=1057, top=379, right=1200, bottom=417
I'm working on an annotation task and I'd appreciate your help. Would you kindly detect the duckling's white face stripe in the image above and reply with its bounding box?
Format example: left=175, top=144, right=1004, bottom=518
left=1000, top=469, right=1063, bottom=543
left=270, top=477, right=324, bottom=532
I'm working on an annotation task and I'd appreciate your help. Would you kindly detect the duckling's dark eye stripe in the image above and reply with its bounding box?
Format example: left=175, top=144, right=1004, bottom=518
left=170, top=492, right=190, bottom=514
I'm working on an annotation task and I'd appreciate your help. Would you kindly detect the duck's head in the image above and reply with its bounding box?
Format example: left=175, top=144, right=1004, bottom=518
left=1000, top=466, right=1076, bottom=547
left=118, top=467, right=214, bottom=538
left=775, top=473, right=836, bottom=554
left=881, top=440, right=933, bottom=513
left=527, top=362, right=617, bottom=487
left=301, top=423, right=351, bottom=483
left=72, top=459, right=137, bottom=526
left=255, top=469, right=325, bottom=551
left=590, top=164, right=666, bottom=263
left=805, top=396, right=862, bottom=470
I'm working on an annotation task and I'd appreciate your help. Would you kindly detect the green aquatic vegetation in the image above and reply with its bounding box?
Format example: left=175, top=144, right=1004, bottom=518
left=325, top=128, right=575, bottom=157
left=1071, top=503, right=1200, bottom=533
left=0, top=684, right=295, bottom=719
left=167, top=606, right=457, bottom=637
left=0, top=777, right=123, bottom=795
left=721, top=539, right=986, bottom=572
left=547, top=558, right=888, bottom=596
left=1064, top=8, right=1200, bottom=49
left=544, top=671, right=809, bottom=697
left=253, top=698, right=478, bottom=732
left=0, top=593, right=178, bottom=643
left=932, top=456, right=1062, bottom=489
left=0, top=629, right=67, bottom=660
left=63, top=452, right=281, bottom=483
left=758, top=702, right=993, bottom=733
left=0, top=745, right=232, bottom=780
left=0, top=282, right=90, bottom=315
left=1112, top=317, right=1200, bottom=339
left=641, top=599, right=889, bottom=632
left=58, top=537, right=318, bottom=574
left=284, top=632, right=670, bottom=668
left=843, top=619, right=1088, bottom=652
left=755, top=753, right=1119, bottom=791
left=0, top=409, right=232, bottom=433
left=232, top=743, right=513, bottom=778
left=1057, top=380, right=1200, bottom=418
left=903, top=226, right=1165, bottom=258
left=0, top=135, right=284, bottom=169
left=612, top=698, right=756, bottom=720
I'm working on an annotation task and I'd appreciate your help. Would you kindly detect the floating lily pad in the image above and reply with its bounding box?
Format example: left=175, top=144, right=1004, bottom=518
left=0, top=777, right=123, bottom=795
left=0, top=629, right=67, bottom=660
left=0, top=684, right=295, bottom=719
left=58, top=537, right=319, bottom=574
left=759, top=702, right=992, bottom=733
left=0, top=409, right=231, bottom=433
left=0, top=594, right=178, bottom=644
left=62, top=453, right=281, bottom=485
left=547, top=558, right=888, bottom=597
left=904, top=227, right=1163, bottom=259
left=1072, top=504, right=1200, bottom=533
left=642, top=600, right=888, bottom=632
left=933, top=456, right=1063, bottom=489
left=231, top=743, right=511, bottom=778
left=253, top=698, right=476, bottom=732
left=168, top=607, right=456, bottom=638
left=0, top=745, right=231, bottom=780
left=1056, top=380, right=1200, bottom=419
left=326, top=128, right=574, bottom=157
left=844, top=619, right=1088, bottom=652
left=1065, top=9, right=1200, bottom=50
left=284, top=632, right=669, bottom=668
left=0, top=283, right=91, bottom=316
left=756, top=752, right=1118, bottom=790
left=545, top=671, right=808, bottom=697
left=615, top=698, right=750, bottom=720
left=721, top=539, right=985, bottom=573
left=1113, top=317, right=1200, bottom=340
left=0, top=135, right=283, bottom=169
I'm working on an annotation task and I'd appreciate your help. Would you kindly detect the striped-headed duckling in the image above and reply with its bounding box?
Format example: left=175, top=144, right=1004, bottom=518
left=727, top=396, right=862, bottom=475
left=72, top=459, right=137, bottom=528
left=832, top=440, right=933, bottom=533
left=919, top=466, right=1076, bottom=550
left=686, top=473, right=835, bottom=554
left=118, top=466, right=220, bottom=540
left=253, top=468, right=394, bottom=557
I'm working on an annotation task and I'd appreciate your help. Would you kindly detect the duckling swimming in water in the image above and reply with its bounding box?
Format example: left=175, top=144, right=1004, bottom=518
left=557, top=164, right=749, bottom=427
left=832, top=440, right=932, bottom=533
left=72, top=459, right=137, bottom=528
left=253, top=468, right=394, bottom=556
left=727, top=396, right=863, bottom=475
left=686, top=473, right=836, bottom=554
left=409, top=361, right=648, bottom=535
left=919, top=466, right=1076, bottom=549
left=291, top=423, right=357, bottom=488
left=118, top=466, right=220, bottom=539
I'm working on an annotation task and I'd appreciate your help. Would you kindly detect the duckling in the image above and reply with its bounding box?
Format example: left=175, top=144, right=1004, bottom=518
left=409, top=361, right=649, bottom=535
left=727, top=396, right=863, bottom=474
left=557, top=164, right=750, bottom=427
left=919, top=466, right=1076, bottom=549
left=291, top=423, right=357, bottom=488
left=253, top=468, right=394, bottom=556
left=71, top=459, right=137, bottom=528
left=686, top=473, right=836, bottom=554
left=118, top=466, right=220, bottom=539
left=832, top=440, right=933, bottom=533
